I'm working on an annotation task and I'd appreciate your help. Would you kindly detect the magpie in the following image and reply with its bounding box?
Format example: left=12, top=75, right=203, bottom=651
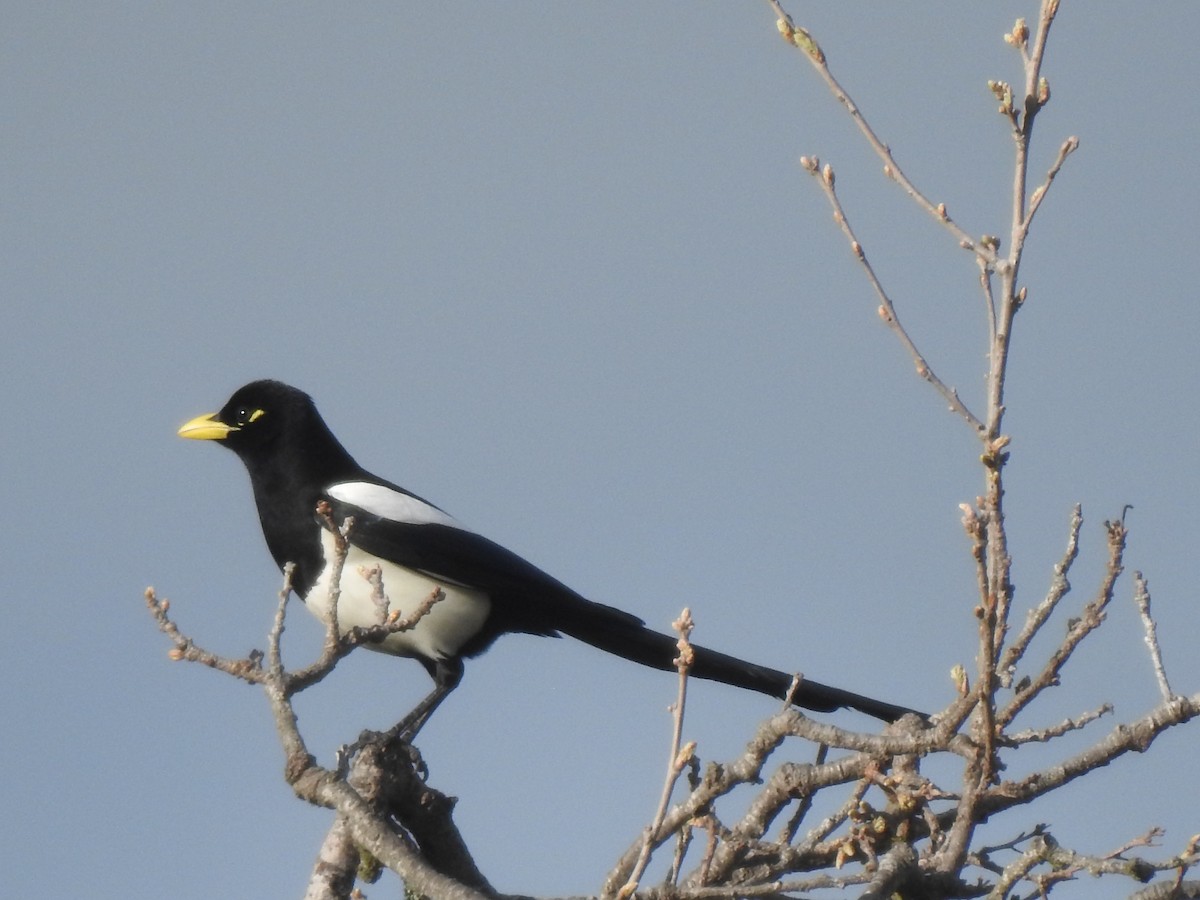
left=179, top=379, right=919, bottom=735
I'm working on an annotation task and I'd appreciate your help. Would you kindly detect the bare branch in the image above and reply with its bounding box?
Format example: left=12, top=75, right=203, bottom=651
left=302, top=815, right=358, bottom=900
left=979, top=693, right=1200, bottom=817
left=1133, top=882, right=1200, bottom=900
left=1004, top=1, right=1063, bottom=270
left=977, top=258, right=999, bottom=353
left=1003, top=702, right=1112, bottom=746
left=998, top=515, right=1127, bottom=729
left=619, top=609, right=698, bottom=897
left=636, top=871, right=875, bottom=899
left=604, top=707, right=946, bottom=894
left=359, top=562, right=392, bottom=623
left=798, top=155, right=985, bottom=433
left=858, top=843, right=919, bottom=900
left=145, top=586, right=267, bottom=685
left=778, top=742, right=827, bottom=844
left=769, top=1, right=997, bottom=265
left=986, top=845, right=1042, bottom=898
left=1133, top=571, right=1176, bottom=703
left=315, top=503, right=352, bottom=648
left=284, top=759, right=491, bottom=900
left=792, top=772, right=871, bottom=858
left=1024, top=135, right=1080, bottom=230
left=999, top=504, right=1083, bottom=686
left=974, top=826, right=1200, bottom=900
left=267, top=563, right=295, bottom=681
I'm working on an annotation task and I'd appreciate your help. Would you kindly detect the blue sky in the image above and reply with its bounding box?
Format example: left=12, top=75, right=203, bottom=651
left=3, top=4, right=1197, bottom=898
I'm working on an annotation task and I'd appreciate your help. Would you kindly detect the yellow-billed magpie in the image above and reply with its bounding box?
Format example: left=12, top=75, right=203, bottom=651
left=180, top=380, right=919, bottom=735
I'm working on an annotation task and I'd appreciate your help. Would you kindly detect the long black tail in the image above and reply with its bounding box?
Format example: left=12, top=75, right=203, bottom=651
left=558, top=613, right=920, bottom=723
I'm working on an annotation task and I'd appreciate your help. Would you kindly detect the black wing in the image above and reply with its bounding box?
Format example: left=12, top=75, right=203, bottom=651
left=324, top=492, right=647, bottom=649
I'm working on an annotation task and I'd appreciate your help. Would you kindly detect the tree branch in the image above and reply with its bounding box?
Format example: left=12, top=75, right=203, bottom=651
left=798, top=155, right=985, bottom=433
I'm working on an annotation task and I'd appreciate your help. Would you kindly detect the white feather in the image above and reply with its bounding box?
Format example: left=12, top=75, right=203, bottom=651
left=307, top=528, right=492, bottom=661
left=327, top=480, right=468, bottom=530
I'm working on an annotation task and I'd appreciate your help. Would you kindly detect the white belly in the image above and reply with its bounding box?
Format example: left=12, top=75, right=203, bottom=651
left=306, top=529, right=492, bottom=662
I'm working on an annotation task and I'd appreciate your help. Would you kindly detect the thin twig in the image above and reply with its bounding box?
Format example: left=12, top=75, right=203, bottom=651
left=997, top=516, right=1127, bottom=729
left=1002, top=702, right=1112, bottom=746
left=636, top=871, right=873, bottom=899
left=1133, top=571, right=1176, bottom=703
left=999, top=504, right=1083, bottom=686
left=1024, top=135, right=1080, bottom=230
left=359, top=562, right=391, bottom=623
left=985, top=826, right=1186, bottom=898
left=991, top=2, right=1066, bottom=440
left=779, top=743, right=826, bottom=844
left=967, top=824, right=1047, bottom=875
left=618, top=609, right=698, bottom=897
left=983, top=461, right=1014, bottom=661
left=960, top=499, right=1000, bottom=785
left=985, top=832, right=1052, bottom=900
left=145, top=587, right=267, bottom=684
left=1002, top=0, right=1062, bottom=283
left=978, top=258, right=999, bottom=352
left=769, top=0, right=996, bottom=266
left=799, top=156, right=984, bottom=433
left=267, top=563, right=295, bottom=681
left=315, top=503, right=352, bottom=653
left=263, top=566, right=312, bottom=774
left=603, top=707, right=943, bottom=894
left=793, top=775, right=871, bottom=855
left=975, top=692, right=1200, bottom=818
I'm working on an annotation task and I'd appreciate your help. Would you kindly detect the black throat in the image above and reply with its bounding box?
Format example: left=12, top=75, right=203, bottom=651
left=237, top=419, right=363, bottom=598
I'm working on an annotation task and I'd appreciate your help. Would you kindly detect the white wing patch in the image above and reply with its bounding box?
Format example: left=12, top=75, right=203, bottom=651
left=327, top=481, right=469, bottom=530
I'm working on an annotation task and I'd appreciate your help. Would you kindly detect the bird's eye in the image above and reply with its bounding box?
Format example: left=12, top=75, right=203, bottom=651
left=233, top=406, right=266, bottom=426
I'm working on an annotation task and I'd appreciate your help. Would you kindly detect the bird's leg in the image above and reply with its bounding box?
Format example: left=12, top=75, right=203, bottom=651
left=336, top=659, right=464, bottom=778
left=386, top=658, right=464, bottom=743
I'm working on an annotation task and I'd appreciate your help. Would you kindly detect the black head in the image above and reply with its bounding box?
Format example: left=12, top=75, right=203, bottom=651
left=178, top=380, right=358, bottom=480
left=180, top=380, right=365, bottom=592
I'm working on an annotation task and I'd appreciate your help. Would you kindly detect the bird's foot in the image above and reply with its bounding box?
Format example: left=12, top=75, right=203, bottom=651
left=335, top=727, right=428, bottom=781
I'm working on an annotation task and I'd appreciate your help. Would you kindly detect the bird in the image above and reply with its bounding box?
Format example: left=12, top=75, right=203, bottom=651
left=179, top=379, right=919, bottom=736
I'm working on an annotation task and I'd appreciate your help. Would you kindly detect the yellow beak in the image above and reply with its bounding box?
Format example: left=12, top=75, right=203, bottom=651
left=178, top=413, right=237, bottom=441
